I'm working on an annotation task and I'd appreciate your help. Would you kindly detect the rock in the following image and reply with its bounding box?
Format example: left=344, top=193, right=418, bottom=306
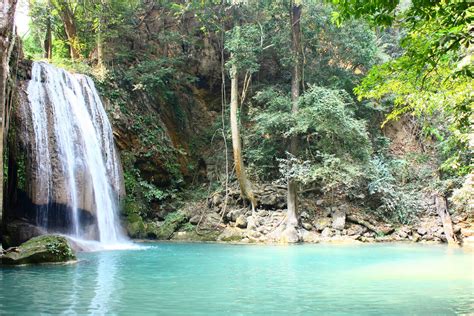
left=360, top=236, right=375, bottom=243
left=300, top=230, right=320, bottom=243
left=453, top=225, right=461, bottom=234
left=346, top=224, right=366, bottom=236
left=322, top=208, right=332, bottom=217
left=1, top=235, right=76, bottom=265
left=281, top=226, right=300, bottom=243
left=451, top=214, right=467, bottom=224
left=247, top=216, right=257, bottom=230
left=411, top=232, right=420, bottom=242
left=205, top=212, right=221, bottom=224
left=351, top=234, right=362, bottom=241
left=363, top=232, right=374, bottom=238
left=422, top=233, right=434, bottom=241
left=316, top=199, right=324, bottom=206
left=397, top=230, right=408, bottom=239
left=218, top=227, right=244, bottom=242
left=332, top=209, right=346, bottom=230
left=302, top=222, right=313, bottom=230
left=189, top=215, right=201, bottom=225
left=314, top=217, right=331, bottom=231
left=375, top=236, right=393, bottom=242
left=462, top=236, right=474, bottom=247
left=235, top=215, right=248, bottom=228
left=417, top=227, right=428, bottom=235
left=434, top=227, right=445, bottom=239
left=212, top=194, right=223, bottom=207
left=301, top=212, right=309, bottom=219
left=260, top=194, right=278, bottom=207
left=227, top=208, right=244, bottom=222
left=321, top=227, right=333, bottom=238
left=461, top=228, right=474, bottom=237
left=247, top=230, right=262, bottom=239
left=2, top=220, right=46, bottom=248
left=153, top=212, right=187, bottom=239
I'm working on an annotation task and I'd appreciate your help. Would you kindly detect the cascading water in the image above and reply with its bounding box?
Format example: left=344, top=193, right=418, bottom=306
left=26, top=61, right=128, bottom=247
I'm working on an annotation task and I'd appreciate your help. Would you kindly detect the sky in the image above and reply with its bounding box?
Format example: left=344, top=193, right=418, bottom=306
left=14, top=0, right=30, bottom=37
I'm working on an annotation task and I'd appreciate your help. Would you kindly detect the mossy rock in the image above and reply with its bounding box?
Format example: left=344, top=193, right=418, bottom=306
left=155, top=212, right=187, bottom=239
left=171, top=230, right=220, bottom=242
left=127, top=219, right=146, bottom=238
left=217, top=227, right=244, bottom=242
left=1, top=235, right=76, bottom=265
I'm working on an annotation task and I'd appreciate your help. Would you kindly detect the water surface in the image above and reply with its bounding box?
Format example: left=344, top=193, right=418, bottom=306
left=1, top=243, right=473, bottom=315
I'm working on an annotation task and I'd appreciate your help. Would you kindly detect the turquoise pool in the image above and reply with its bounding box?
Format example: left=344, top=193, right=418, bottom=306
left=1, top=243, right=473, bottom=315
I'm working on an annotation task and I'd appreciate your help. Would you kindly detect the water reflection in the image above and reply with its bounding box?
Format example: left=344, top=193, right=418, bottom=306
left=88, top=252, right=119, bottom=314
left=63, top=260, right=80, bottom=315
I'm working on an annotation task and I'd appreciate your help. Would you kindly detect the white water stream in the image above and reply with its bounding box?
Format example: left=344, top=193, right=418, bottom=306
left=27, top=62, right=129, bottom=248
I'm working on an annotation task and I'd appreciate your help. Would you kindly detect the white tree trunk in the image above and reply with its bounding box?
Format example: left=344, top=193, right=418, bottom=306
left=230, top=61, right=256, bottom=212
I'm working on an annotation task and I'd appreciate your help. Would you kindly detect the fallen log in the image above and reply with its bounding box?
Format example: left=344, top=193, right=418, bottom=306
left=434, top=193, right=458, bottom=245
left=347, top=214, right=394, bottom=235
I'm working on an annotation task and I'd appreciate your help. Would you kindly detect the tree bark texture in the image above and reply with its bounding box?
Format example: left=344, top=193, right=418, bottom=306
left=434, top=193, right=458, bottom=245
left=44, top=10, right=52, bottom=59
left=230, top=61, right=256, bottom=211
left=0, top=0, right=18, bottom=230
left=53, top=0, right=81, bottom=60
left=286, top=2, right=302, bottom=228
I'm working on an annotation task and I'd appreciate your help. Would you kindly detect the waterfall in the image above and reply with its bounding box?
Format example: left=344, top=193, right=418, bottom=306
left=26, top=61, right=127, bottom=246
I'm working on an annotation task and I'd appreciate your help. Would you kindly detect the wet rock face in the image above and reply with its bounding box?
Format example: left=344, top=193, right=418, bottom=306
left=1, top=235, right=76, bottom=265
left=5, top=62, right=126, bottom=245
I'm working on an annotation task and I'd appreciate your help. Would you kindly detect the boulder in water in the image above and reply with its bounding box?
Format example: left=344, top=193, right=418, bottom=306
left=1, top=235, right=76, bottom=265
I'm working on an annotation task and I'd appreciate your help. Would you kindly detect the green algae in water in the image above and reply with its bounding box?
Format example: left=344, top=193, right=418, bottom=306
left=0, top=243, right=472, bottom=315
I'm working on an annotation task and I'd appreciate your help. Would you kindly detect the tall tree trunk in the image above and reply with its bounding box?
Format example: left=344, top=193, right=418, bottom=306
left=286, top=2, right=302, bottom=229
left=44, top=4, right=52, bottom=59
left=54, top=0, right=81, bottom=60
left=0, top=0, right=18, bottom=233
left=230, top=60, right=256, bottom=212
left=97, top=25, right=103, bottom=66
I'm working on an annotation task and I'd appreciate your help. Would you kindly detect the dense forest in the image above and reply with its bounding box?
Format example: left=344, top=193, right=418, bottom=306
left=0, top=1, right=473, bottom=314
left=0, top=0, right=472, bottom=246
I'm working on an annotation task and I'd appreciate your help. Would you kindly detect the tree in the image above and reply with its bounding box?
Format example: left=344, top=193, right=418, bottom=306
left=284, top=0, right=302, bottom=242
left=250, top=85, right=372, bottom=236
left=0, top=0, right=18, bottom=230
left=51, top=0, right=82, bottom=60
left=330, top=0, right=473, bottom=175
left=225, top=5, right=262, bottom=212
left=44, top=0, right=53, bottom=59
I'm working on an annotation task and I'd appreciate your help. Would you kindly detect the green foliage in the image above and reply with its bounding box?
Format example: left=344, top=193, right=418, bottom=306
left=302, top=3, right=378, bottom=90
left=332, top=0, right=473, bottom=176
left=225, top=24, right=262, bottom=73
left=181, top=222, right=196, bottom=232
left=122, top=58, right=196, bottom=99
left=367, top=155, right=422, bottom=224
left=248, top=85, right=371, bottom=196
left=45, top=238, right=75, bottom=259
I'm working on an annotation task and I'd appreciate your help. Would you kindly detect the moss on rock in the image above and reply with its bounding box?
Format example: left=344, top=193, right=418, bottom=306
left=1, top=235, right=76, bottom=265
left=154, top=212, right=187, bottom=239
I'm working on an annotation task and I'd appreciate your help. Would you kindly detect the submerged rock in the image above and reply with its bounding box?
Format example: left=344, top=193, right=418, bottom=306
left=1, top=235, right=76, bottom=265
